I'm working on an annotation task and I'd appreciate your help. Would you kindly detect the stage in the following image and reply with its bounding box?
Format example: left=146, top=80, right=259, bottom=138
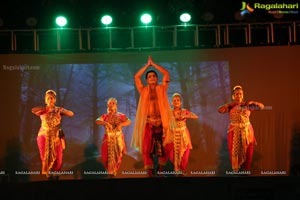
left=1, top=176, right=300, bottom=199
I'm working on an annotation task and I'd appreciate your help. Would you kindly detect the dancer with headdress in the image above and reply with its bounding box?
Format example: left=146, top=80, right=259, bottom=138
left=96, top=98, right=131, bottom=177
left=169, top=92, right=198, bottom=176
left=218, top=85, right=264, bottom=172
left=32, top=90, right=74, bottom=180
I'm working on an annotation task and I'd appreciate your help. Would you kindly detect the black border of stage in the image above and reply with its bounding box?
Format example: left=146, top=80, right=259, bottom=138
left=0, top=176, right=300, bottom=199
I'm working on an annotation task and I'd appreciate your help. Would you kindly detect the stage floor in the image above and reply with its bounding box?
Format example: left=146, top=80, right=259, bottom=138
left=1, top=176, right=300, bottom=199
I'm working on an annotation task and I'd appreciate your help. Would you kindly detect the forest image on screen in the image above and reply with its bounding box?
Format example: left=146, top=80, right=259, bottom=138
left=13, top=60, right=231, bottom=181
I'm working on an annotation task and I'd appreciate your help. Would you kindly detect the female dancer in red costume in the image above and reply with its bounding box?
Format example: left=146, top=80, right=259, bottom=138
left=169, top=92, right=198, bottom=176
left=218, top=85, right=264, bottom=172
left=32, top=90, right=74, bottom=180
left=96, top=98, right=131, bottom=177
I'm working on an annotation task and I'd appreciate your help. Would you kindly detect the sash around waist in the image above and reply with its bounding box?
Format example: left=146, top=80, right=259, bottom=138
left=146, top=115, right=162, bottom=126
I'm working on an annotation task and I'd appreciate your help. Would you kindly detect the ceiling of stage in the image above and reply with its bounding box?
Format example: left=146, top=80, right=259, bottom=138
left=0, top=0, right=299, bottom=29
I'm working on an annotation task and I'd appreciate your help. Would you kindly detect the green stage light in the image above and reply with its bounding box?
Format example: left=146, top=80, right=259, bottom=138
left=179, top=13, right=191, bottom=23
left=101, top=15, right=113, bottom=26
left=55, top=16, right=68, bottom=27
left=140, top=13, right=152, bottom=25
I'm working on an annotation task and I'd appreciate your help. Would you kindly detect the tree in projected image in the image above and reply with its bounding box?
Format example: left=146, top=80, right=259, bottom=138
left=17, top=60, right=230, bottom=180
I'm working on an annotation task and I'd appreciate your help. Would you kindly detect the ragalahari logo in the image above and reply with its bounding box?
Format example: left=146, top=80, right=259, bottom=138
left=239, top=1, right=298, bottom=16
left=240, top=1, right=255, bottom=16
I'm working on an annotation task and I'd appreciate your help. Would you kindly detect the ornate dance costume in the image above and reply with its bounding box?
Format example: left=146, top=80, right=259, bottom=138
left=227, top=104, right=256, bottom=172
left=131, top=85, right=175, bottom=170
left=36, top=107, right=65, bottom=177
left=171, top=109, right=194, bottom=174
left=100, top=112, right=129, bottom=176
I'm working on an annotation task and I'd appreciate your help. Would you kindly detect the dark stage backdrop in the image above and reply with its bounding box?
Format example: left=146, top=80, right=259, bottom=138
left=1, top=45, right=300, bottom=181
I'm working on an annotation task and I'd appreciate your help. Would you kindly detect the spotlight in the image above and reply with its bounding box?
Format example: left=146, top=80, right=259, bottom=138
left=101, top=15, right=113, bottom=26
left=26, top=17, right=38, bottom=27
left=140, top=13, right=152, bottom=25
left=179, top=13, right=191, bottom=23
left=202, top=12, right=214, bottom=22
left=55, top=16, right=68, bottom=27
left=234, top=11, right=245, bottom=21
left=273, top=12, right=284, bottom=19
